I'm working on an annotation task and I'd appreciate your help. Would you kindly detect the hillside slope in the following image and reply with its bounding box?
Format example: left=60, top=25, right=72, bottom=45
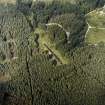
left=0, top=0, right=105, bottom=105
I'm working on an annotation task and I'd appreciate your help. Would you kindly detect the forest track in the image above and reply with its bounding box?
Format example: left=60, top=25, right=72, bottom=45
left=44, top=43, right=63, bottom=65
left=46, top=23, right=70, bottom=39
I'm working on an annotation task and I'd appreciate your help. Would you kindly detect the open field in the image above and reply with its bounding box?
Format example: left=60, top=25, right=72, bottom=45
left=35, top=28, right=70, bottom=64
left=86, top=9, right=105, bottom=28
left=85, top=7, right=105, bottom=44
left=0, top=0, right=16, bottom=4
left=86, top=28, right=105, bottom=44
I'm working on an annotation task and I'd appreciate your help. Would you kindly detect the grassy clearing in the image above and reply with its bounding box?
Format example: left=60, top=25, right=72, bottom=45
left=86, top=8, right=105, bottom=44
left=34, top=28, right=70, bottom=64
left=0, top=0, right=16, bottom=4
left=86, top=28, right=105, bottom=44
left=86, top=9, right=105, bottom=28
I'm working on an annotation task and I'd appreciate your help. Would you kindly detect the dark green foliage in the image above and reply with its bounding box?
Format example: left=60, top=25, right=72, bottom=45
left=15, top=0, right=105, bottom=30
left=1, top=48, right=105, bottom=105
left=47, top=25, right=67, bottom=43
left=18, top=0, right=105, bottom=25
left=31, top=1, right=79, bottom=24
left=76, top=0, right=105, bottom=13
left=49, top=13, right=87, bottom=49
left=0, top=51, right=6, bottom=61
left=0, top=9, right=31, bottom=62
left=0, top=1, right=105, bottom=105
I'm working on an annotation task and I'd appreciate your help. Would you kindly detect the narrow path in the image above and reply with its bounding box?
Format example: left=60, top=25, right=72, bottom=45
left=85, top=21, right=91, bottom=38
left=44, top=44, right=63, bottom=65
left=85, top=9, right=97, bottom=17
left=46, top=23, right=66, bottom=32
left=85, top=21, right=105, bottom=38
left=85, top=5, right=104, bottom=17
left=93, top=27, right=105, bottom=29
left=25, top=54, right=34, bottom=105
left=46, top=23, right=70, bottom=40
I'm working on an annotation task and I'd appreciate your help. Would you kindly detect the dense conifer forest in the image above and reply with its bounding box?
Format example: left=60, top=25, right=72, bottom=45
left=1, top=0, right=105, bottom=105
